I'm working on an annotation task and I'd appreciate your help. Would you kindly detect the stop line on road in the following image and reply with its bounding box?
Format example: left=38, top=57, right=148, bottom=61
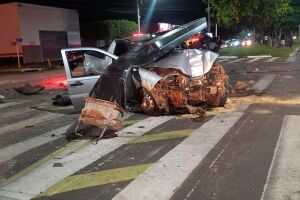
left=217, top=56, right=297, bottom=64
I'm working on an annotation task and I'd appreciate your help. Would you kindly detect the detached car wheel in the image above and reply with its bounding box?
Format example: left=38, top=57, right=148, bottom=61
left=141, top=89, right=159, bottom=115
left=218, top=82, right=228, bottom=107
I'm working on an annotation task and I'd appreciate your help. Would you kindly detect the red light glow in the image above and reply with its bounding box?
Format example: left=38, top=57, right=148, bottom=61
left=133, top=32, right=144, bottom=37
left=39, top=76, right=68, bottom=89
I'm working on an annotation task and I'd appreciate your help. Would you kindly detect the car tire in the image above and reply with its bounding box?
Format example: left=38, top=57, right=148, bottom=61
left=140, top=88, right=160, bottom=115
left=218, top=82, right=228, bottom=107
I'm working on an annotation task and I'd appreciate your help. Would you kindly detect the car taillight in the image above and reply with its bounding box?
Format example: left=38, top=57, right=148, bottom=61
left=133, top=32, right=144, bottom=37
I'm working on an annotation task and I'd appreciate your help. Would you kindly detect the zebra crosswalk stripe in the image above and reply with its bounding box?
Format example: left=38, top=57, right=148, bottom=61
left=286, top=56, right=296, bottom=62
left=0, top=112, right=134, bottom=165
left=228, top=58, right=245, bottom=63
left=0, top=112, right=66, bottom=136
left=0, top=125, right=70, bottom=164
left=0, top=116, right=174, bottom=200
left=265, top=57, right=279, bottom=62
left=253, top=74, right=276, bottom=94
left=113, top=112, right=244, bottom=200
left=261, top=115, right=300, bottom=200
left=0, top=101, right=27, bottom=110
left=247, top=57, right=263, bottom=63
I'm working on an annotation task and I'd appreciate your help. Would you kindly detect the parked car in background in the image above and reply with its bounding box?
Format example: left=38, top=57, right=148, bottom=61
left=227, top=39, right=241, bottom=47
left=241, top=38, right=253, bottom=47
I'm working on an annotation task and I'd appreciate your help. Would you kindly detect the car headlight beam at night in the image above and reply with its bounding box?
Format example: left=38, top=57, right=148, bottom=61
left=233, top=41, right=240, bottom=46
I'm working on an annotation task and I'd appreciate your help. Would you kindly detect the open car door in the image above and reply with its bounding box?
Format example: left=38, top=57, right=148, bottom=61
left=61, top=47, right=118, bottom=109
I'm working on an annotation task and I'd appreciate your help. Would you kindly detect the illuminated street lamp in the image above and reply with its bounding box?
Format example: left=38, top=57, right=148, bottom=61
left=137, top=0, right=141, bottom=33
left=136, top=0, right=158, bottom=33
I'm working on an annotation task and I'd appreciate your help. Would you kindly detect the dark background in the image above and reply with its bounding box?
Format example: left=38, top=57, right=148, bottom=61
left=0, top=0, right=207, bottom=24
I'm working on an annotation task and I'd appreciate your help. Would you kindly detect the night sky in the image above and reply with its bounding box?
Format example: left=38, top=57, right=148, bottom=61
left=1, top=0, right=207, bottom=24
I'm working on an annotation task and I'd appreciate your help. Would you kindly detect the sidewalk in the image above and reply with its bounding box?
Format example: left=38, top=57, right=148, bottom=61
left=0, top=59, right=63, bottom=73
left=0, top=65, right=63, bottom=73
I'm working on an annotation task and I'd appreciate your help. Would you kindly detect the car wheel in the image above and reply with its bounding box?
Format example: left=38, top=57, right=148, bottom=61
left=141, top=88, right=159, bottom=115
left=218, top=82, right=228, bottom=107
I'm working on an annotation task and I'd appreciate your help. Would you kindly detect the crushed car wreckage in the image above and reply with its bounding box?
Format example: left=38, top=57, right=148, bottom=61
left=75, top=18, right=229, bottom=137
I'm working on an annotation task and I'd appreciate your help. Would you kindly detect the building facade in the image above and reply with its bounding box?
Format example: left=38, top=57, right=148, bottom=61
left=0, top=2, right=81, bottom=63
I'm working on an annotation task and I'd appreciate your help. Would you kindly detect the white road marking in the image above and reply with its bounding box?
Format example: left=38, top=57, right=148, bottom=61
left=113, top=112, right=244, bottom=200
left=0, top=112, right=134, bottom=164
left=247, top=57, right=263, bottom=63
left=261, top=115, right=300, bottom=200
left=247, top=55, right=272, bottom=58
left=265, top=57, right=279, bottom=62
left=123, top=112, right=134, bottom=119
left=228, top=58, right=245, bottom=63
left=253, top=74, right=276, bottom=93
left=286, top=56, right=296, bottom=62
left=0, top=101, right=26, bottom=110
left=218, top=56, right=238, bottom=59
left=0, top=125, right=69, bottom=164
left=0, top=112, right=66, bottom=136
left=0, top=116, right=174, bottom=200
left=216, top=59, right=228, bottom=63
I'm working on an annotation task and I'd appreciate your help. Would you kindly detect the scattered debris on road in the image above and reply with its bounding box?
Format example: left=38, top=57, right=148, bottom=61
left=20, top=68, right=42, bottom=72
left=75, top=97, right=124, bottom=138
left=53, top=162, right=64, bottom=167
left=52, top=94, right=72, bottom=106
left=231, top=95, right=300, bottom=105
left=0, top=95, right=5, bottom=103
left=231, top=80, right=255, bottom=97
left=14, top=83, right=44, bottom=95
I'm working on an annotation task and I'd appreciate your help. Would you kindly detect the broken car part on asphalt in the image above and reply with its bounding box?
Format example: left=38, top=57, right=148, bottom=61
left=14, top=83, right=45, bottom=95
left=0, top=95, right=5, bottom=103
left=76, top=97, right=124, bottom=135
left=75, top=18, right=229, bottom=137
left=231, top=80, right=255, bottom=97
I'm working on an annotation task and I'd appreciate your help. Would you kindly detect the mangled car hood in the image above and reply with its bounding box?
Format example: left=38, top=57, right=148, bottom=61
left=145, top=49, right=218, bottom=77
left=90, top=18, right=208, bottom=107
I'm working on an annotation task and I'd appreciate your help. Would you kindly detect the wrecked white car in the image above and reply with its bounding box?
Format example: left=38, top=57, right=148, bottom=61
left=70, top=18, right=229, bottom=135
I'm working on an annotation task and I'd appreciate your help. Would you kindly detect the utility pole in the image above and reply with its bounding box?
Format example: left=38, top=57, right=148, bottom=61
left=207, top=1, right=211, bottom=33
left=215, top=23, right=218, bottom=37
left=16, top=37, right=22, bottom=69
left=16, top=43, right=21, bottom=69
left=137, top=0, right=141, bottom=33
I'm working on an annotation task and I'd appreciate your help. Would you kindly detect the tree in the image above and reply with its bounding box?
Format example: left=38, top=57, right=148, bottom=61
left=81, top=20, right=138, bottom=42
left=207, top=0, right=293, bottom=45
left=104, top=20, right=138, bottom=41
left=282, top=1, right=300, bottom=32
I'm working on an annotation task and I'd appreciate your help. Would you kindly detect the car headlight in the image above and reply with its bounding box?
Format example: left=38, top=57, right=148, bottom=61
left=233, top=41, right=240, bottom=46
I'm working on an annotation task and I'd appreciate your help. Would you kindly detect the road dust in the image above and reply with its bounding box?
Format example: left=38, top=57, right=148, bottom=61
left=230, top=95, right=300, bottom=106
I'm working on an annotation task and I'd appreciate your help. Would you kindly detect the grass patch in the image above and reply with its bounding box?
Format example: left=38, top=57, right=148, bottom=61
left=219, top=44, right=298, bottom=57
left=294, top=39, right=300, bottom=46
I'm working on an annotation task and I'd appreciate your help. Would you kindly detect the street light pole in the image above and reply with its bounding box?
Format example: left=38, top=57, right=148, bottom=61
left=137, top=0, right=141, bottom=33
left=207, top=1, right=211, bottom=33
left=16, top=43, right=21, bottom=69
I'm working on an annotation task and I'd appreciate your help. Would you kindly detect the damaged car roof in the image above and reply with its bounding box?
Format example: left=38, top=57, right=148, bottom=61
left=90, top=18, right=208, bottom=107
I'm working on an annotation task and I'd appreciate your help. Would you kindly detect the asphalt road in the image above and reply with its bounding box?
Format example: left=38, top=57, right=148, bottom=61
left=0, top=53, right=299, bottom=200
